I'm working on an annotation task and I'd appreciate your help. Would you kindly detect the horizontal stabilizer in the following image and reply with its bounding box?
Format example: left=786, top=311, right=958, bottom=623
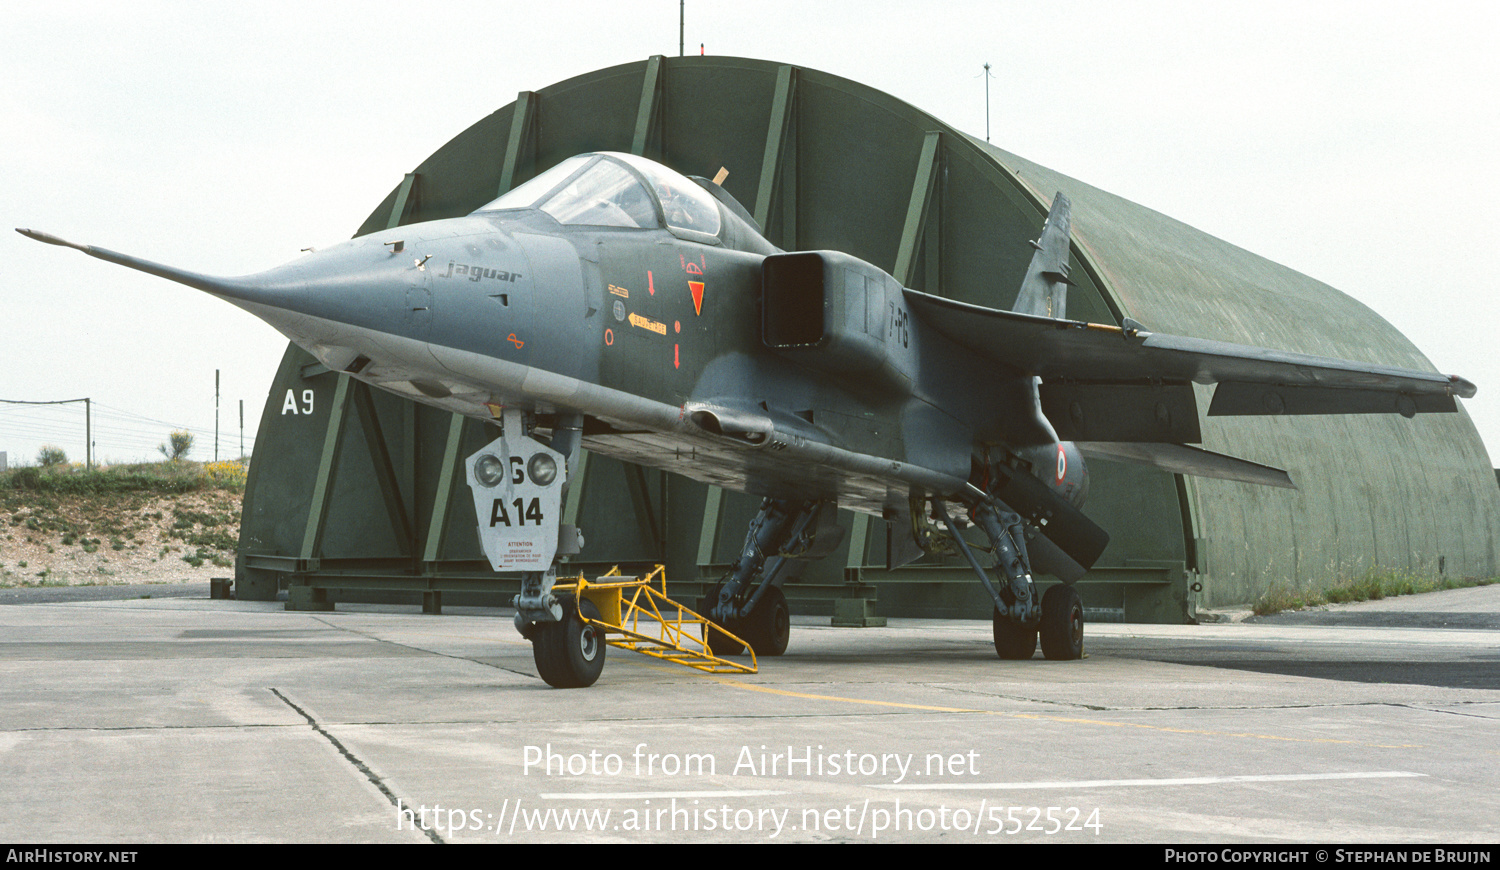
left=1076, top=441, right=1295, bottom=489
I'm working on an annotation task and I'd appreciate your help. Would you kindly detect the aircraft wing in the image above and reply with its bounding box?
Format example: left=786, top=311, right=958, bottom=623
left=905, top=289, right=1475, bottom=419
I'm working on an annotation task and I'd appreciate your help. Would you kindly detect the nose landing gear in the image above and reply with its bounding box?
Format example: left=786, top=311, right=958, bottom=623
left=533, top=598, right=607, bottom=688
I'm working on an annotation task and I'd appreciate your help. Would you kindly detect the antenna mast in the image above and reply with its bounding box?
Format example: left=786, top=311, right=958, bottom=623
left=983, top=62, right=995, bottom=142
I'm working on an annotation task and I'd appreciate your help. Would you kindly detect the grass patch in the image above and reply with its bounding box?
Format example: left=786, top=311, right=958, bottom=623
left=17, top=572, right=67, bottom=587
left=181, top=547, right=233, bottom=569
left=1253, top=569, right=1497, bottom=616
left=0, top=460, right=246, bottom=495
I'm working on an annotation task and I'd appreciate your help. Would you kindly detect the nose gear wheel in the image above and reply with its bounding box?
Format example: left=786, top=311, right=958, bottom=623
left=533, top=598, right=607, bottom=688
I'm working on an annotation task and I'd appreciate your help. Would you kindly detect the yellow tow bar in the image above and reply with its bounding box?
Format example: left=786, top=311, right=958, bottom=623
left=551, top=566, right=757, bottom=675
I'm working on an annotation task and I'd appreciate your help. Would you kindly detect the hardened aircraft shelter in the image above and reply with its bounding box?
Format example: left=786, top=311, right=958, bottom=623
left=234, top=55, right=1500, bottom=621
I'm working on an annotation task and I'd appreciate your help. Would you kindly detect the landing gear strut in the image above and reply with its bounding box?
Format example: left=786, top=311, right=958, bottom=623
left=701, top=498, right=841, bottom=656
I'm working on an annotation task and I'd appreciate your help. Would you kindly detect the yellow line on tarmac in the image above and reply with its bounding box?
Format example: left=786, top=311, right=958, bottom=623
left=704, top=677, right=1422, bottom=750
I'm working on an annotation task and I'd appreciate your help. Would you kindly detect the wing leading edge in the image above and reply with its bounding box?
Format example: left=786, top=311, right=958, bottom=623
left=906, top=289, right=1473, bottom=417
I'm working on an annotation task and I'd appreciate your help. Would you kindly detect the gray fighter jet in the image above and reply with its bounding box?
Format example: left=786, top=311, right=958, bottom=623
left=18, top=151, right=1475, bottom=687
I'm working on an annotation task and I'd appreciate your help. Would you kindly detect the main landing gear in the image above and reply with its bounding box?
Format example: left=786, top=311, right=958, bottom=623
left=992, top=585, right=1083, bottom=660
left=943, top=499, right=1085, bottom=661
left=702, top=583, right=790, bottom=657
left=700, top=498, right=842, bottom=657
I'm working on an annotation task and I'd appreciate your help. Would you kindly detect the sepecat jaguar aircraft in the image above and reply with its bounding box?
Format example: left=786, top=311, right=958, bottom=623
left=18, top=151, right=1475, bottom=687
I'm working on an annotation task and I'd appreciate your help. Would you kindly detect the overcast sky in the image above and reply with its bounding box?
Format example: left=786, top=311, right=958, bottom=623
left=2, top=1, right=1495, bottom=470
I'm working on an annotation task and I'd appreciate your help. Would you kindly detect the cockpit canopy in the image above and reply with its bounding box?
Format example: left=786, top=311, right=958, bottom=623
left=479, top=152, right=721, bottom=238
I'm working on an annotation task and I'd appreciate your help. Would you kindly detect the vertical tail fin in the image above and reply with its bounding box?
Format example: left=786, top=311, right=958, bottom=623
left=1012, top=192, right=1074, bottom=319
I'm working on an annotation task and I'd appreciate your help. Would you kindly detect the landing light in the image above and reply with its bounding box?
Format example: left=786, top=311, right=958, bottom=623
left=528, top=453, right=558, bottom=486
left=475, top=454, right=506, bottom=487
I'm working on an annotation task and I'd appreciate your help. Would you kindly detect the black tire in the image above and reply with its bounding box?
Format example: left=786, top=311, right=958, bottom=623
left=993, top=607, right=1038, bottom=660
left=704, top=623, right=747, bottom=657
left=533, top=599, right=607, bottom=688
left=1039, top=584, right=1084, bottom=661
left=743, top=586, right=791, bottom=657
left=700, top=582, right=747, bottom=656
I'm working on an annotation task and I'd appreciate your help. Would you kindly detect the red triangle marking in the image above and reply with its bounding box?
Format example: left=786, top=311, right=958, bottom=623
left=689, top=281, right=704, bottom=316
